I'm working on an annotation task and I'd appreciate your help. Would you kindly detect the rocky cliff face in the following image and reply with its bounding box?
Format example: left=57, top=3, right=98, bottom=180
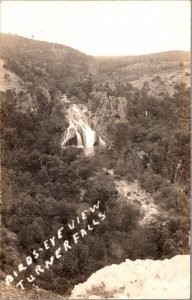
left=87, top=92, right=129, bottom=145
left=86, top=65, right=190, bottom=146
left=70, top=255, right=190, bottom=299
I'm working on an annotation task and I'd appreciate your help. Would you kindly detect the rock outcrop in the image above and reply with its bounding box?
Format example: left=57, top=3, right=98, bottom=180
left=88, top=92, right=129, bottom=145
left=70, top=255, right=190, bottom=299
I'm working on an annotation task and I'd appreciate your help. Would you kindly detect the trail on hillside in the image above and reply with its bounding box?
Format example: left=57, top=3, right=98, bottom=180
left=104, top=168, right=161, bottom=225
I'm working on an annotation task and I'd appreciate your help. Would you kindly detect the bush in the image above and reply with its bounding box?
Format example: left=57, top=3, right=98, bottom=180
left=139, top=171, right=163, bottom=193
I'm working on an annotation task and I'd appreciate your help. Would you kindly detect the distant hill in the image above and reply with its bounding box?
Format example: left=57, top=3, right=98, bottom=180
left=0, top=33, right=93, bottom=93
left=0, top=33, right=90, bottom=64
left=96, top=50, right=190, bottom=61
left=94, top=50, right=190, bottom=75
left=0, top=33, right=190, bottom=84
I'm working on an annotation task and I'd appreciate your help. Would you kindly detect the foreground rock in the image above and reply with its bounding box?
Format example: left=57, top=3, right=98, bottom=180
left=70, top=255, right=189, bottom=299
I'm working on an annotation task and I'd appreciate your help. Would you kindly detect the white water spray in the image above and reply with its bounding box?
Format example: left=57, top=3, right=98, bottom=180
left=61, top=105, right=106, bottom=149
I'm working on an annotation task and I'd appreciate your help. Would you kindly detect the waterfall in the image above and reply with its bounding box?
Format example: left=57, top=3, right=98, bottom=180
left=79, top=120, right=95, bottom=148
left=61, top=125, right=74, bottom=148
left=173, top=160, right=182, bottom=183
left=61, top=120, right=78, bottom=148
left=61, top=104, right=106, bottom=150
left=76, top=131, right=83, bottom=148
left=61, top=119, right=106, bottom=149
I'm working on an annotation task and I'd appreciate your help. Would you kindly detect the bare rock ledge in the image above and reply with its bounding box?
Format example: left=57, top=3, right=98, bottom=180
left=70, top=255, right=190, bottom=299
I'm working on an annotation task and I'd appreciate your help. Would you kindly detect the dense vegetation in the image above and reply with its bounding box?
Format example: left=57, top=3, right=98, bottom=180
left=0, top=34, right=190, bottom=296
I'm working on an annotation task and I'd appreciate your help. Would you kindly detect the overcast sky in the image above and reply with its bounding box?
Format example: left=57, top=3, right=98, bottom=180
left=1, top=1, right=191, bottom=56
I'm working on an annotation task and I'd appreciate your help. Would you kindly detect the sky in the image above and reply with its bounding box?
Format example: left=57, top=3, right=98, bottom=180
left=0, top=0, right=191, bottom=56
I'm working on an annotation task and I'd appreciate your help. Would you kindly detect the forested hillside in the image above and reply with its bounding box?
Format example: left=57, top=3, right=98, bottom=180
left=0, top=33, right=190, bottom=298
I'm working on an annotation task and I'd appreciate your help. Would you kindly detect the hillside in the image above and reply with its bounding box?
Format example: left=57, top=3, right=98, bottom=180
left=94, top=50, right=190, bottom=75
left=0, top=34, right=190, bottom=298
left=0, top=33, right=92, bottom=95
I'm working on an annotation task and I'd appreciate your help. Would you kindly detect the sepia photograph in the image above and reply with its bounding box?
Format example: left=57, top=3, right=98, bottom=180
left=0, top=0, right=191, bottom=299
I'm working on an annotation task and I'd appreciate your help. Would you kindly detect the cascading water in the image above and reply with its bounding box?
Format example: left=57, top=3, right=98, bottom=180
left=61, top=104, right=106, bottom=151
left=76, top=130, right=83, bottom=148
left=61, top=121, right=76, bottom=148
left=79, top=120, right=95, bottom=148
